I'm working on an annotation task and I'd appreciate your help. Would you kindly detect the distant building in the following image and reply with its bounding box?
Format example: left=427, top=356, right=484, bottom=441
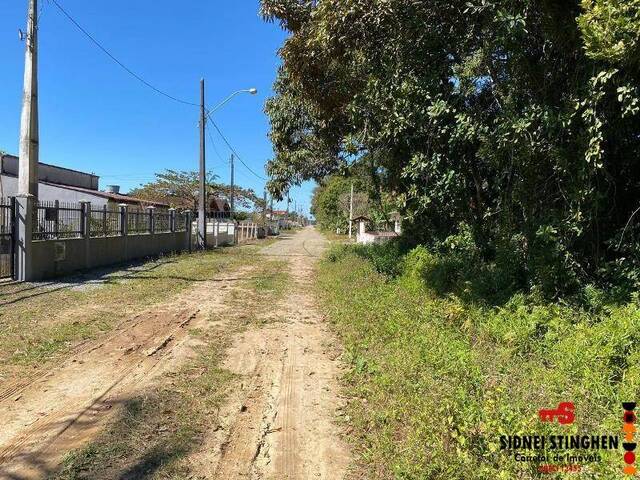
left=267, top=209, right=289, bottom=228
left=0, top=153, right=168, bottom=208
left=353, top=214, right=401, bottom=245
left=208, top=197, right=231, bottom=218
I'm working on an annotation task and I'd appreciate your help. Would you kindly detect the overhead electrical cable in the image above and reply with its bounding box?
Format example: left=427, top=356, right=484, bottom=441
left=206, top=111, right=267, bottom=181
left=50, top=0, right=198, bottom=107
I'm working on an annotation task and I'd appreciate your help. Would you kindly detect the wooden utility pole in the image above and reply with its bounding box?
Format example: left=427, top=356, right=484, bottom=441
left=18, top=0, right=39, bottom=197
left=197, top=79, right=207, bottom=249
left=348, top=182, right=354, bottom=240
left=229, top=154, right=235, bottom=218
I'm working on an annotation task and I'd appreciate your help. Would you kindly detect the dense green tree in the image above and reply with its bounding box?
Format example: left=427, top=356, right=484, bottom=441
left=312, top=176, right=366, bottom=232
left=129, top=170, right=261, bottom=212
left=261, top=0, right=640, bottom=294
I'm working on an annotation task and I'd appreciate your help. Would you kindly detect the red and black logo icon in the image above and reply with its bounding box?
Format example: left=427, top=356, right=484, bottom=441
left=623, top=402, right=637, bottom=475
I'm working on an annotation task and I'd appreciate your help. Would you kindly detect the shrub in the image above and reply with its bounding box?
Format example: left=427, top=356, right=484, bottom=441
left=350, top=240, right=407, bottom=277
left=318, top=247, right=640, bottom=479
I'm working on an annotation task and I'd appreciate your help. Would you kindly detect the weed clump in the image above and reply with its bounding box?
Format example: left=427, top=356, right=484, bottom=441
left=318, top=244, right=640, bottom=479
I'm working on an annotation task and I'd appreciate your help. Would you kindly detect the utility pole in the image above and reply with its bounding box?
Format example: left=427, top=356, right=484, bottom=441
left=18, top=0, right=39, bottom=197
left=348, top=182, right=354, bottom=240
left=197, top=78, right=207, bottom=249
left=262, top=189, right=267, bottom=227
left=229, top=153, right=235, bottom=219
left=286, top=191, right=290, bottom=229
left=268, top=195, right=274, bottom=233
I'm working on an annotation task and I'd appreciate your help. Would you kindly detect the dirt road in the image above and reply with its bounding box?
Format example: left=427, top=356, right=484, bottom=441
left=194, top=227, right=350, bottom=479
left=0, top=228, right=349, bottom=479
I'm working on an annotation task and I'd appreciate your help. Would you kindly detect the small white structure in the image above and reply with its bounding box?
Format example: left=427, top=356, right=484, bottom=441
left=353, top=215, right=400, bottom=245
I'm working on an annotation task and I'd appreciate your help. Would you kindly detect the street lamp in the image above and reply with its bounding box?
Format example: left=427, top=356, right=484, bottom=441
left=197, top=86, right=259, bottom=250
left=208, top=88, right=258, bottom=115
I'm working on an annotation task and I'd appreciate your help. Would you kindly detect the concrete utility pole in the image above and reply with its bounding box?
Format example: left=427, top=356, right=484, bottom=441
left=229, top=153, right=235, bottom=219
left=269, top=195, right=273, bottom=232
left=348, top=182, right=354, bottom=240
left=18, top=0, right=39, bottom=197
left=286, top=191, right=290, bottom=229
left=262, top=189, right=267, bottom=227
left=197, top=79, right=207, bottom=249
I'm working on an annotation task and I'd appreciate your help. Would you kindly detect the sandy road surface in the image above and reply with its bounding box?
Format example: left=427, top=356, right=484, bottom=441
left=0, top=263, right=257, bottom=480
left=191, top=227, right=350, bottom=479
left=203, top=228, right=349, bottom=480
left=0, top=228, right=350, bottom=479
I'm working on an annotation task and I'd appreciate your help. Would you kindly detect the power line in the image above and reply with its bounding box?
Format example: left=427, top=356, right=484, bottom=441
left=50, top=0, right=198, bottom=107
left=205, top=111, right=267, bottom=181
left=205, top=125, right=228, bottom=166
left=49, top=1, right=266, bottom=184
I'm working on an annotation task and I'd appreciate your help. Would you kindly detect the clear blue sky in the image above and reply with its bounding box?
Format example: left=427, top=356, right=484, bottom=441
left=0, top=0, right=313, bottom=215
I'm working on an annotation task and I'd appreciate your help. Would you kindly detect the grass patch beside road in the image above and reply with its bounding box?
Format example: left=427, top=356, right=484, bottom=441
left=317, top=245, right=640, bottom=479
left=0, top=246, right=264, bottom=378
left=52, top=257, right=290, bottom=479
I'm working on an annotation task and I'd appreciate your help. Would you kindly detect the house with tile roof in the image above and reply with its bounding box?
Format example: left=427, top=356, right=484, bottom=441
left=0, top=153, right=169, bottom=208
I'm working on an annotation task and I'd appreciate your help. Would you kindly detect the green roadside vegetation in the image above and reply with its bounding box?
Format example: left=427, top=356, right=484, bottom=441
left=53, top=257, right=290, bottom=479
left=317, top=242, right=640, bottom=479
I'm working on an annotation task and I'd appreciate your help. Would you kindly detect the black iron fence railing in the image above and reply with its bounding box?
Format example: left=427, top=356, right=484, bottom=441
left=155, top=211, right=172, bottom=233
left=31, top=201, right=189, bottom=240
left=90, top=205, right=122, bottom=238
left=0, top=198, right=14, bottom=279
left=34, top=200, right=83, bottom=240
left=175, top=212, right=187, bottom=232
left=127, top=209, right=151, bottom=234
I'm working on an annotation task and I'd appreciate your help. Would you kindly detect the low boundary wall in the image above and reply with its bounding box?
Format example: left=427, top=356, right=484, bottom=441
left=11, top=196, right=272, bottom=282
left=32, top=231, right=190, bottom=280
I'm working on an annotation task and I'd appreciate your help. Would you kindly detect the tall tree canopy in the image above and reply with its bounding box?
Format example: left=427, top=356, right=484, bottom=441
left=261, top=0, right=640, bottom=293
left=129, top=170, right=262, bottom=212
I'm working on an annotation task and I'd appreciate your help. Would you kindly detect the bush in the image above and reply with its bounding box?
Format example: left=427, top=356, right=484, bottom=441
left=350, top=240, right=407, bottom=277
left=317, top=247, right=640, bottom=479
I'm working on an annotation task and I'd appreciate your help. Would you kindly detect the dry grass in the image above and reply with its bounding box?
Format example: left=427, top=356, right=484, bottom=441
left=0, top=244, right=271, bottom=379
left=51, top=257, right=290, bottom=479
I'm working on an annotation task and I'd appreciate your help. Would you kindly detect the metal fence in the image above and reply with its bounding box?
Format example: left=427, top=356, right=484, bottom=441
left=155, top=210, right=172, bottom=233
left=30, top=201, right=189, bottom=240
left=34, top=200, right=83, bottom=240
left=90, top=205, right=122, bottom=238
left=127, top=209, right=151, bottom=234
left=0, top=198, right=14, bottom=279
left=175, top=212, right=187, bottom=232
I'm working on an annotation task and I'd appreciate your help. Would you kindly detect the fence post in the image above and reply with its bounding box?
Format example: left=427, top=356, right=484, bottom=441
left=148, top=206, right=155, bottom=234
left=185, top=210, right=193, bottom=252
left=54, top=200, right=60, bottom=239
left=79, top=201, right=91, bottom=238
left=214, top=219, right=219, bottom=248
left=102, top=204, right=107, bottom=237
left=119, top=204, right=128, bottom=236
left=14, top=194, right=34, bottom=282
left=169, top=208, right=176, bottom=233
left=79, top=201, right=92, bottom=271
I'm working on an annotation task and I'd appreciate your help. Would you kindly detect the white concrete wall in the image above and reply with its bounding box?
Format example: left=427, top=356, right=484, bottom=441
left=357, top=232, right=396, bottom=245
left=357, top=232, right=377, bottom=245
left=190, top=221, right=237, bottom=248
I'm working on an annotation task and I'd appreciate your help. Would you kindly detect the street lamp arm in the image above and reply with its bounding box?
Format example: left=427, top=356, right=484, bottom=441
left=208, top=88, right=258, bottom=115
